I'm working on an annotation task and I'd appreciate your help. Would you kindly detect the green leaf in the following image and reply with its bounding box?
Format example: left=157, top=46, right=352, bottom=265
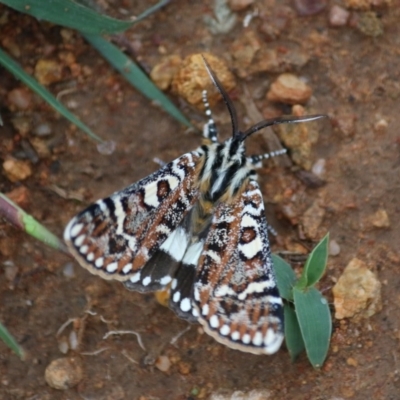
left=0, top=321, right=25, bottom=359
left=296, top=233, right=329, bottom=289
left=0, top=47, right=103, bottom=142
left=1, top=0, right=134, bottom=34
left=272, top=254, right=297, bottom=301
left=0, top=193, right=68, bottom=253
left=83, top=34, right=192, bottom=128
left=293, top=286, right=332, bottom=368
left=284, top=304, right=305, bottom=362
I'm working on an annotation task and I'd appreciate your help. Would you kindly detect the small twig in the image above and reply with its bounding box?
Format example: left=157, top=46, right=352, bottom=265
left=121, top=349, right=139, bottom=364
left=103, top=330, right=146, bottom=351
left=100, top=315, right=117, bottom=324
left=56, top=318, right=77, bottom=337
left=80, top=347, right=110, bottom=356
left=56, top=87, right=77, bottom=101
left=170, top=325, right=191, bottom=347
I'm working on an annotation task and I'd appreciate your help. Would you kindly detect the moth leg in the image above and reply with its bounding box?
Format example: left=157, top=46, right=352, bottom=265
left=202, top=90, right=218, bottom=143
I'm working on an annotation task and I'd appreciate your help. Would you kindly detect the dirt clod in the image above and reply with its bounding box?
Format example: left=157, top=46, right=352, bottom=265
left=333, top=258, right=382, bottom=319
left=267, top=74, right=312, bottom=105
left=3, top=158, right=32, bottom=182
left=44, top=357, right=83, bottom=390
left=155, top=355, right=171, bottom=372
left=172, top=53, right=236, bottom=108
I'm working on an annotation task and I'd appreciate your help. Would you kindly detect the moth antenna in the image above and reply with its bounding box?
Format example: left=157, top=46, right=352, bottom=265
left=241, top=114, right=328, bottom=142
left=201, top=55, right=239, bottom=138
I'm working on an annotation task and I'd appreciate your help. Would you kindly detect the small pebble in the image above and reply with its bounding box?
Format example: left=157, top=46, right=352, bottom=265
left=301, top=200, right=325, bottom=240
left=63, top=262, right=75, bottom=278
left=370, top=209, right=390, bottom=229
left=329, top=240, right=341, bottom=256
left=3, top=158, right=32, bottom=182
left=333, top=113, right=356, bottom=137
left=45, top=357, right=84, bottom=390
left=177, top=361, right=191, bottom=375
left=11, top=116, right=32, bottom=136
left=33, top=122, right=53, bottom=137
left=311, top=158, right=326, bottom=178
left=355, top=11, right=383, bottom=37
left=228, top=0, right=254, bottom=11
left=333, top=258, right=382, bottom=320
left=293, top=0, right=327, bottom=16
left=329, top=5, right=350, bottom=26
left=374, top=118, right=388, bottom=134
left=5, top=185, right=30, bottom=208
left=69, top=331, right=79, bottom=350
left=210, top=389, right=272, bottom=400
left=58, top=338, right=69, bottom=354
left=7, top=88, right=32, bottom=110
left=34, top=59, right=63, bottom=85
left=97, top=140, right=116, bottom=155
left=150, top=55, right=182, bottom=91
left=344, top=0, right=391, bottom=10
left=155, top=355, right=171, bottom=372
left=346, top=357, right=358, bottom=367
left=4, top=261, right=18, bottom=282
left=267, top=74, right=312, bottom=105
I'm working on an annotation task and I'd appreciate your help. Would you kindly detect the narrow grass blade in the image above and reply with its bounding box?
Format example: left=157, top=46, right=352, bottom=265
left=0, top=47, right=102, bottom=142
left=272, top=254, right=297, bottom=301
left=293, top=286, right=332, bottom=368
left=134, top=0, right=170, bottom=24
left=296, top=233, right=329, bottom=289
left=0, top=193, right=68, bottom=254
left=1, top=0, right=133, bottom=34
left=0, top=321, right=25, bottom=359
left=83, top=34, right=192, bottom=128
left=284, top=304, right=305, bottom=362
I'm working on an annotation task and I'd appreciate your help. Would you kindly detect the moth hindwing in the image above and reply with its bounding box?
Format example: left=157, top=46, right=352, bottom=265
left=64, top=56, right=326, bottom=355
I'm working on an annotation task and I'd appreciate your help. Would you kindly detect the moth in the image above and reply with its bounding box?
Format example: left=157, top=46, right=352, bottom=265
left=64, top=57, right=324, bottom=355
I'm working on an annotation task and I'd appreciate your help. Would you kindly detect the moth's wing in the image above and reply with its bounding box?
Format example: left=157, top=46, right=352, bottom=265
left=64, top=151, right=201, bottom=291
left=193, top=180, right=284, bottom=355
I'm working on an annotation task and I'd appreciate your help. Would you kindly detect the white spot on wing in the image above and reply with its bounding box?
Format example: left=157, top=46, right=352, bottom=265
left=202, top=304, right=209, bottom=316
left=237, top=281, right=277, bottom=301
left=180, top=298, right=191, bottom=312
left=173, top=291, right=181, bottom=302
left=242, top=334, right=251, bottom=344
left=210, top=315, right=219, bottom=329
left=79, top=245, right=88, bottom=254
left=70, top=223, right=83, bottom=238
left=160, top=276, right=172, bottom=285
left=252, top=331, right=263, bottom=346
left=74, top=234, right=86, bottom=247
left=122, top=263, right=132, bottom=274
left=95, top=257, right=104, bottom=268
left=87, top=253, right=94, bottom=262
left=106, top=262, right=118, bottom=273
left=264, top=329, right=284, bottom=354
left=231, top=331, right=240, bottom=341
left=220, top=325, right=230, bottom=336
left=143, top=181, right=160, bottom=208
left=142, top=276, right=151, bottom=286
left=171, top=279, right=178, bottom=290
left=129, top=271, right=141, bottom=283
